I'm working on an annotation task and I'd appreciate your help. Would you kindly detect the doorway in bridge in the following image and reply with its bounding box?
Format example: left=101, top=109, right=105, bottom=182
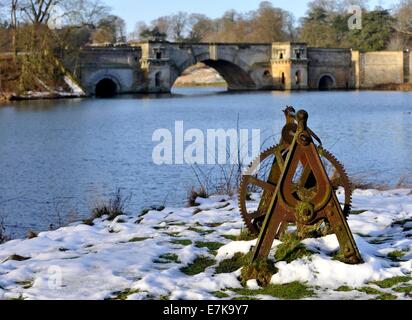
left=95, top=78, right=118, bottom=97
left=172, top=62, right=228, bottom=94
left=318, top=75, right=335, bottom=91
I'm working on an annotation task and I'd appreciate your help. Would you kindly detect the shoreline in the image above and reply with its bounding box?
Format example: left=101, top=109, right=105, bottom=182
left=2, top=84, right=412, bottom=103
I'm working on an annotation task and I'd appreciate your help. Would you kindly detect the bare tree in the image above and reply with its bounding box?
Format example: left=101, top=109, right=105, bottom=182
left=394, top=0, right=412, bottom=36
left=20, top=0, right=60, bottom=25
left=169, top=11, right=189, bottom=41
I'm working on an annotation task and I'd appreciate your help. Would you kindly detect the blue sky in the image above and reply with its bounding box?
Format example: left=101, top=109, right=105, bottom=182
left=104, top=0, right=400, bottom=33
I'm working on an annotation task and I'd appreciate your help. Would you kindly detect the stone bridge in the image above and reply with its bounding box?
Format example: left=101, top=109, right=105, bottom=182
left=76, top=41, right=411, bottom=96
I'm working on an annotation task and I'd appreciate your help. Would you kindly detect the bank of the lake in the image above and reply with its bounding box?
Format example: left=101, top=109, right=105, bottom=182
left=0, top=188, right=411, bottom=300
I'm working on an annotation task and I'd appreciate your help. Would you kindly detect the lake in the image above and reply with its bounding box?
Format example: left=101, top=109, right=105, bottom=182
left=1, top=87, right=412, bottom=238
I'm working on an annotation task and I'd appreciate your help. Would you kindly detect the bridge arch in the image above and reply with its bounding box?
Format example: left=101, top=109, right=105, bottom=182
left=318, top=73, right=336, bottom=90
left=171, top=58, right=256, bottom=91
left=86, top=70, right=124, bottom=97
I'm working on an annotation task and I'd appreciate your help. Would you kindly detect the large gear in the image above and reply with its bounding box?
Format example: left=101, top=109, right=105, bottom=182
left=238, top=144, right=352, bottom=236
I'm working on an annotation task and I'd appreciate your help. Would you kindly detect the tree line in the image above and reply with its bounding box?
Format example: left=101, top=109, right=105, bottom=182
left=131, top=0, right=412, bottom=51
left=1, top=0, right=412, bottom=95
left=1, top=1, right=412, bottom=53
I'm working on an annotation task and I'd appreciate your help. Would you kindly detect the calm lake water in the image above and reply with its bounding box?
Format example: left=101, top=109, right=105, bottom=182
left=1, top=87, right=412, bottom=238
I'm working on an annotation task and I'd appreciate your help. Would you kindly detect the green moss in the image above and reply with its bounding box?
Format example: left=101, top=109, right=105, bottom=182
left=275, top=233, right=314, bottom=263
left=170, top=239, right=192, bottom=246
left=231, top=282, right=315, bottom=300
left=240, top=258, right=277, bottom=287
left=216, top=252, right=250, bottom=274
left=222, top=235, right=237, bottom=241
left=393, top=285, right=412, bottom=294
left=213, top=291, right=230, bottom=298
left=180, top=256, right=216, bottom=276
left=335, top=285, right=354, bottom=292
left=387, top=250, right=406, bottom=261
left=195, top=241, right=224, bottom=251
left=159, top=295, right=170, bottom=300
left=112, top=289, right=140, bottom=300
left=370, top=276, right=412, bottom=289
left=129, top=237, right=149, bottom=242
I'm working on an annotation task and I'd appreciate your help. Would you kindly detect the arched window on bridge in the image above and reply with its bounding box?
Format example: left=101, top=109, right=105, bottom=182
left=279, top=53, right=284, bottom=59
left=295, top=70, right=301, bottom=85
left=281, top=72, right=285, bottom=85
left=155, top=72, right=162, bottom=87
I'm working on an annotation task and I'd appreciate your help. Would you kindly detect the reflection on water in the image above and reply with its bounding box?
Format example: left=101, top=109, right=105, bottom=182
left=1, top=88, right=412, bottom=237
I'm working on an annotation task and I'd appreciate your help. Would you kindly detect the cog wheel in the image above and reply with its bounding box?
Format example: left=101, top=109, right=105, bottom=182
left=238, top=144, right=352, bottom=236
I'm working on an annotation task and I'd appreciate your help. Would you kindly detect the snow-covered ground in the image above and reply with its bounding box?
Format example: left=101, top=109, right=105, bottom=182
left=0, top=189, right=411, bottom=300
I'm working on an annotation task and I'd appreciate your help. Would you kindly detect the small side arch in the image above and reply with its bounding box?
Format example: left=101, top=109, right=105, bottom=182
left=88, top=72, right=123, bottom=97
left=318, top=74, right=336, bottom=91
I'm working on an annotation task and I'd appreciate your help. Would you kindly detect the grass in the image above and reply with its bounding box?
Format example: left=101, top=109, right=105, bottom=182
left=231, top=282, right=315, bottom=300
left=5, top=254, right=30, bottom=262
left=216, top=252, right=251, bottom=274
left=195, top=241, right=225, bottom=251
left=221, top=230, right=256, bottom=242
left=375, top=293, right=397, bottom=300
left=187, top=226, right=214, bottom=235
left=187, top=186, right=208, bottom=207
left=351, top=210, right=368, bottom=215
left=357, top=287, right=382, bottom=295
left=170, top=239, right=192, bottom=246
left=387, top=250, right=406, bottom=261
left=393, top=285, right=412, bottom=294
left=275, top=233, right=314, bottom=263
left=165, top=232, right=181, bottom=238
left=91, top=188, right=131, bottom=221
left=240, top=258, right=277, bottom=287
left=154, top=253, right=180, bottom=264
left=237, top=229, right=257, bottom=241
left=180, top=256, right=216, bottom=276
left=128, top=237, right=150, bottom=242
left=335, top=285, right=354, bottom=292
left=112, top=288, right=140, bottom=300
left=16, top=280, right=33, bottom=289
left=82, top=218, right=94, bottom=226
left=370, top=276, right=412, bottom=289
left=204, top=222, right=224, bottom=228
left=222, top=235, right=237, bottom=241
left=212, top=291, right=230, bottom=298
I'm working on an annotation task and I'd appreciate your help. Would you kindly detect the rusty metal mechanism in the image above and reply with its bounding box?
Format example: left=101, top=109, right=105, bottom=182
left=238, top=107, right=362, bottom=264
